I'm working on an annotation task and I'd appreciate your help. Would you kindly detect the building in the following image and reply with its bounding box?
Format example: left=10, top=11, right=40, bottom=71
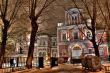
left=17, top=34, right=57, bottom=58
left=57, top=8, right=109, bottom=62
left=50, top=37, right=57, bottom=57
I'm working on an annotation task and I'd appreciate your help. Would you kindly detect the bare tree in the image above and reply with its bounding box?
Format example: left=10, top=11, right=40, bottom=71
left=0, top=0, right=21, bottom=68
left=71, top=0, right=110, bottom=57
left=21, top=0, right=56, bottom=68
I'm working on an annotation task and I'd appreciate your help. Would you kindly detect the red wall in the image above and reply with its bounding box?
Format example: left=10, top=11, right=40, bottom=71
left=59, top=45, right=68, bottom=57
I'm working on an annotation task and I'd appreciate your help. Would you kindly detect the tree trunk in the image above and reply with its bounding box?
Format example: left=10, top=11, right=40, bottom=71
left=91, top=23, right=100, bottom=57
left=91, top=29, right=100, bottom=57
left=0, top=21, right=9, bottom=68
left=91, top=0, right=100, bottom=57
left=93, top=43, right=100, bottom=57
left=91, top=28, right=100, bottom=57
left=26, top=20, right=38, bottom=69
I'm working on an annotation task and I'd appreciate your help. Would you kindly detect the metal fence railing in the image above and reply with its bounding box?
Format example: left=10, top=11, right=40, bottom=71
left=1, top=57, right=38, bottom=73
left=1, top=57, right=58, bottom=73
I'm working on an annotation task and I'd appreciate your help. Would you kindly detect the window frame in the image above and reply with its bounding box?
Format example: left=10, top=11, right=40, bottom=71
left=61, top=30, right=67, bottom=41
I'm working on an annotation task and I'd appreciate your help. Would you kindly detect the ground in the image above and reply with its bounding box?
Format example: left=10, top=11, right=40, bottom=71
left=3, top=64, right=104, bottom=73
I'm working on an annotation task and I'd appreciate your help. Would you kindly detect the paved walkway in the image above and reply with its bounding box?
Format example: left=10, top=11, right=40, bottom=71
left=0, top=63, right=108, bottom=73
left=16, top=64, right=83, bottom=73
left=11, top=64, right=104, bottom=73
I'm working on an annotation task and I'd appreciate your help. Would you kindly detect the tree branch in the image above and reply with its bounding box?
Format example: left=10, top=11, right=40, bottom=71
left=1, top=0, right=8, bottom=20
left=105, top=0, right=110, bottom=27
left=96, top=0, right=109, bottom=28
left=81, top=0, right=92, bottom=19
left=35, top=0, right=56, bottom=18
left=72, top=0, right=92, bottom=30
left=9, top=0, right=21, bottom=25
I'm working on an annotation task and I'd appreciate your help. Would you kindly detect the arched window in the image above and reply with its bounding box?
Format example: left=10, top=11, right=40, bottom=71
left=43, top=52, right=46, bottom=56
left=39, top=52, right=42, bottom=57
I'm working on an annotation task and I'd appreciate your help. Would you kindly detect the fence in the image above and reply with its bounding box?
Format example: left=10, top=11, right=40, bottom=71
left=1, top=57, right=38, bottom=73
left=1, top=57, right=58, bottom=73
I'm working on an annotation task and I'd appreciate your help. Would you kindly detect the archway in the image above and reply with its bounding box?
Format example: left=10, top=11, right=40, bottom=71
left=71, top=44, right=82, bottom=59
left=68, top=42, right=87, bottom=63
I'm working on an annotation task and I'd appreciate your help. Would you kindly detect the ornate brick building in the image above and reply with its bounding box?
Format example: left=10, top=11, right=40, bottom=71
left=57, top=8, right=109, bottom=61
left=21, top=34, right=58, bottom=58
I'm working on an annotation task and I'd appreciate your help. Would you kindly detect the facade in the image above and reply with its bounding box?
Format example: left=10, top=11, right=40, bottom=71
left=57, top=8, right=109, bottom=61
left=34, top=35, right=58, bottom=57
left=16, top=34, right=57, bottom=58
left=34, top=35, right=50, bottom=57
left=51, top=37, right=58, bottom=57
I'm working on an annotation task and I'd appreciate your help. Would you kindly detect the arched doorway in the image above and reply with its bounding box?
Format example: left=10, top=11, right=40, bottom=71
left=68, top=42, right=86, bottom=63
left=71, top=44, right=82, bottom=59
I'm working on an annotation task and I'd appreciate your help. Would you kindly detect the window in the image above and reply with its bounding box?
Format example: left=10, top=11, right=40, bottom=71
left=39, top=39, right=46, bottom=46
left=72, top=46, right=82, bottom=58
left=61, top=30, right=67, bottom=41
left=72, top=11, right=77, bottom=14
left=52, top=42, right=56, bottom=46
left=43, top=41, right=46, bottom=45
left=39, top=52, right=42, bottom=57
left=62, top=33, right=67, bottom=41
left=53, top=53, right=56, bottom=57
left=74, top=32, right=78, bottom=39
left=87, top=31, right=92, bottom=39
left=39, top=40, right=42, bottom=46
left=99, top=48, right=104, bottom=56
left=51, top=37, right=57, bottom=46
left=89, top=49, right=92, bottom=54
left=43, top=52, right=46, bottom=56
left=84, top=30, right=92, bottom=39
left=54, top=49, right=57, bottom=52
left=19, top=47, right=23, bottom=54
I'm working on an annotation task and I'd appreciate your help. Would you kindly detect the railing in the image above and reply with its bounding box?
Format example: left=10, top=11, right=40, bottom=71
left=1, top=57, right=38, bottom=73
left=1, top=57, right=58, bottom=73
